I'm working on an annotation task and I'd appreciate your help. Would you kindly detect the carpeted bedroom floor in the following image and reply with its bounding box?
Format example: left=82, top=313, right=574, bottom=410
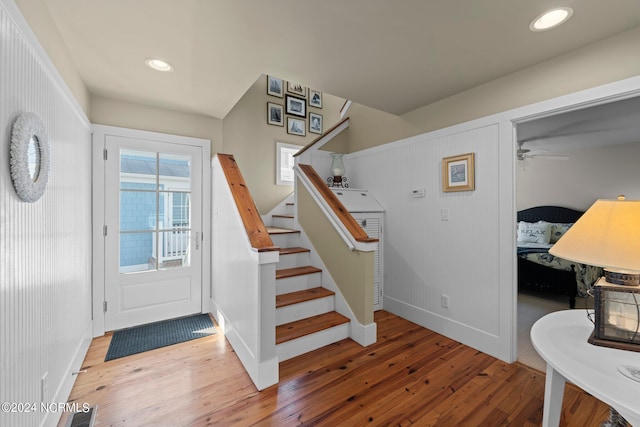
left=517, top=290, right=593, bottom=372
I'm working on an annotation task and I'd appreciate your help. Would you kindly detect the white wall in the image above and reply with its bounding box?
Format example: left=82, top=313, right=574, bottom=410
left=0, top=1, right=93, bottom=427
left=347, top=120, right=515, bottom=361
left=517, top=141, right=640, bottom=211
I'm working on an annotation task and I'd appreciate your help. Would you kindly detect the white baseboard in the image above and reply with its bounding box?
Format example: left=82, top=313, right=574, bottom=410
left=383, top=296, right=505, bottom=361
left=44, top=320, right=93, bottom=427
left=349, top=320, right=377, bottom=347
left=211, top=299, right=278, bottom=391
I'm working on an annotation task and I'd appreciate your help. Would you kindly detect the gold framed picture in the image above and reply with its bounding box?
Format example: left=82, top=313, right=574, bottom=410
left=442, top=152, right=475, bottom=192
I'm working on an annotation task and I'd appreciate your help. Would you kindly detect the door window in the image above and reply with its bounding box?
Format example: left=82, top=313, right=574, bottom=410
left=119, top=149, right=192, bottom=273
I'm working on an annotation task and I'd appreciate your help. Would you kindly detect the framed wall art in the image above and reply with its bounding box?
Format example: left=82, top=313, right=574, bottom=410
left=442, top=152, right=475, bottom=192
left=267, top=75, right=283, bottom=97
left=267, top=102, right=284, bottom=126
left=308, top=89, right=322, bottom=108
left=287, top=82, right=306, bottom=97
left=286, top=95, right=306, bottom=117
left=309, top=112, right=323, bottom=134
left=287, top=117, right=306, bottom=136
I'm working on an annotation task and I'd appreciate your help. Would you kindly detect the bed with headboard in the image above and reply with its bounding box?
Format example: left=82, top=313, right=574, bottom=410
left=517, top=205, right=602, bottom=308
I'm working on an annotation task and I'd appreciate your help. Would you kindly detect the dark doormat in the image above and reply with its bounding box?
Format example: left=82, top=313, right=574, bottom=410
left=105, top=314, right=216, bottom=361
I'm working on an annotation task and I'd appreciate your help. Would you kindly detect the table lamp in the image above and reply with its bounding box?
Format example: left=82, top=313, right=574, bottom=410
left=328, top=153, right=347, bottom=188
left=549, top=196, right=640, bottom=351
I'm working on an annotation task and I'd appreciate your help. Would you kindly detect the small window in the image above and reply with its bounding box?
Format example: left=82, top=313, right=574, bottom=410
left=276, top=142, right=301, bottom=185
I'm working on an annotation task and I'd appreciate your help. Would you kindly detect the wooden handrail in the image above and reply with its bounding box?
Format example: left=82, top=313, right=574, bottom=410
left=294, top=117, right=350, bottom=158
left=217, top=154, right=278, bottom=252
left=298, top=164, right=378, bottom=244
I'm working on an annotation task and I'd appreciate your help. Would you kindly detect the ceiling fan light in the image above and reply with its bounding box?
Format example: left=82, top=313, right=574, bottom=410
left=145, top=58, right=174, bottom=72
left=530, top=7, right=573, bottom=32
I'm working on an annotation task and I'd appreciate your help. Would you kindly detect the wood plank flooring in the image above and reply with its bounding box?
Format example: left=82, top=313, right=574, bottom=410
left=59, top=311, right=610, bottom=426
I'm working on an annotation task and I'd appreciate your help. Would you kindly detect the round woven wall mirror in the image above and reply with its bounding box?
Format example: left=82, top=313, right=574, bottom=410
left=10, top=112, right=50, bottom=202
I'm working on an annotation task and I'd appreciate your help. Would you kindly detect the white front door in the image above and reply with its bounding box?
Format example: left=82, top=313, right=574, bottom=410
left=103, top=134, right=203, bottom=331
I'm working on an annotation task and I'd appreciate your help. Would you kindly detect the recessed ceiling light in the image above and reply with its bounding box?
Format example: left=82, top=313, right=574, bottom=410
left=145, top=58, right=174, bottom=72
left=530, top=7, right=573, bottom=32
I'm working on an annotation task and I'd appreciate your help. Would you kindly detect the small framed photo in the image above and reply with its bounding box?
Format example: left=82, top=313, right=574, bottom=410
left=308, top=89, right=322, bottom=108
left=267, top=76, right=283, bottom=97
left=309, top=112, right=323, bottom=134
left=287, top=81, right=306, bottom=97
left=287, top=117, right=306, bottom=136
left=267, top=102, right=284, bottom=126
left=286, top=95, right=306, bottom=117
left=442, top=153, right=475, bottom=192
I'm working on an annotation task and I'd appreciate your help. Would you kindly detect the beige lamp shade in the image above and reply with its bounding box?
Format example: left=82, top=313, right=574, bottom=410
left=549, top=199, right=640, bottom=271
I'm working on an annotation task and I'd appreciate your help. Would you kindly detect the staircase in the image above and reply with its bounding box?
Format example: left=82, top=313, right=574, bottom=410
left=267, top=203, right=350, bottom=362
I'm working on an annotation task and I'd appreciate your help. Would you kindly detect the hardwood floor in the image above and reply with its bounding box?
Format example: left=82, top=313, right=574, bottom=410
left=60, top=311, right=610, bottom=426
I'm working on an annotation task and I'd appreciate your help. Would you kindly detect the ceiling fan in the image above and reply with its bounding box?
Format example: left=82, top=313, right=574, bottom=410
left=516, top=141, right=570, bottom=161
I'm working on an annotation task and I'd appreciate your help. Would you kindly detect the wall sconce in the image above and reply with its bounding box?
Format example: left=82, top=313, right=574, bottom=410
left=550, top=196, right=640, bottom=351
left=327, top=153, right=348, bottom=188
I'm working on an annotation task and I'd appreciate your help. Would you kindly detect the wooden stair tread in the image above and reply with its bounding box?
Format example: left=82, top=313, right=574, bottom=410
left=276, top=266, right=322, bottom=280
left=279, top=246, right=310, bottom=255
left=276, top=311, right=349, bottom=344
left=272, top=214, right=294, bottom=219
left=276, top=287, right=335, bottom=308
left=267, top=226, right=299, bottom=235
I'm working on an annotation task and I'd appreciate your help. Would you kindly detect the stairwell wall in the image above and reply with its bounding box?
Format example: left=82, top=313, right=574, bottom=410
left=296, top=184, right=374, bottom=326
left=222, top=74, right=344, bottom=213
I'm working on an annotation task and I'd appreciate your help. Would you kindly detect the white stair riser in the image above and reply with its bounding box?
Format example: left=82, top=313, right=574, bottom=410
left=277, top=252, right=310, bottom=270
left=276, top=272, right=322, bottom=295
left=269, top=233, right=301, bottom=248
left=276, top=296, right=335, bottom=326
left=272, top=216, right=295, bottom=229
left=286, top=204, right=295, bottom=215
left=276, top=323, right=349, bottom=362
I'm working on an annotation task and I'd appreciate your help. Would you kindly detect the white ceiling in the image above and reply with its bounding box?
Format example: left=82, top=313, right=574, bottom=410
left=41, top=0, right=640, bottom=119
left=516, top=95, right=640, bottom=154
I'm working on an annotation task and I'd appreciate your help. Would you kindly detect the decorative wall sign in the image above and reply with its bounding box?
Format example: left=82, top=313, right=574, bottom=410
left=442, top=152, right=475, bottom=192
left=10, top=112, right=50, bottom=202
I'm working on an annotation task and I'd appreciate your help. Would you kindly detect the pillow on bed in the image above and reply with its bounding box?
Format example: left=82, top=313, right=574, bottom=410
left=549, top=222, right=573, bottom=243
left=517, top=221, right=551, bottom=244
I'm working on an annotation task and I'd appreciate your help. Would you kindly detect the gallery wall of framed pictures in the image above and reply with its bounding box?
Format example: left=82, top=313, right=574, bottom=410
left=266, top=75, right=324, bottom=136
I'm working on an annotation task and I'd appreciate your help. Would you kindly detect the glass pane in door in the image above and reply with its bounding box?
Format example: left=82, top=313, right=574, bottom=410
left=119, top=150, right=192, bottom=273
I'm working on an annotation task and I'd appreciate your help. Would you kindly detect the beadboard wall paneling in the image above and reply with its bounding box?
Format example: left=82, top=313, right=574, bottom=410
left=346, top=123, right=507, bottom=358
left=0, top=2, right=92, bottom=427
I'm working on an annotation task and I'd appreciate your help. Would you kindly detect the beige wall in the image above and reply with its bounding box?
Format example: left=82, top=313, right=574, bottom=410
left=323, top=28, right=640, bottom=156
left=402, top=27, right=640, bottom=137
left=517, top=141, right=640, bottom=212
left=297, top=183, right=374, bottom=325
left=14, top=0, right=90, bottom=114
left=223, top=75, right=344, bottom=213
left=341, top=102, right=419, bottom=154
left=91, top=95, right=223, bottom=154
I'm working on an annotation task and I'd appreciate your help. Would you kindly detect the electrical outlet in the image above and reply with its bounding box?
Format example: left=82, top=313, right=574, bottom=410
left=441, top=295, right=449, bottom=308
left=41, top=372, right=48, bottom=403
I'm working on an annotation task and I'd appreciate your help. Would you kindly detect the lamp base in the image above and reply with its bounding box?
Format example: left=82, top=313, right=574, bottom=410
left=604, top=269, right=640, bottom=286
left=327, top=176, right=348, bottom=188
left=588, top=331, right=640, bottom=353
